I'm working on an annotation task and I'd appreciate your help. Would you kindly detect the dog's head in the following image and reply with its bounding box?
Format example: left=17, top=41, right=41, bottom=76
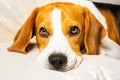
left=8, top=2, right=105, bottom=71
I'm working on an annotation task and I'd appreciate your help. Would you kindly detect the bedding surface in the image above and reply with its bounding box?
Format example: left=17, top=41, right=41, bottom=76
left=0, top=42, right=120, bottom=80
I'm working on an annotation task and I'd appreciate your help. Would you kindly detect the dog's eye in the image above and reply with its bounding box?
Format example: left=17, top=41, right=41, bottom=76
left=69, top=26, right=80, bottom=37
left=39, top=27, right=49, bottom=38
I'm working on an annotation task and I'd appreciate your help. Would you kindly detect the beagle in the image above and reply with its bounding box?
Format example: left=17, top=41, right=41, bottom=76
left=8, top=2, right=120, bottom=71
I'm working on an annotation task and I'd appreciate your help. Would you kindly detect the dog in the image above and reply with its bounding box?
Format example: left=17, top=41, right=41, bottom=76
left=8, top=1, right=120, bottom=71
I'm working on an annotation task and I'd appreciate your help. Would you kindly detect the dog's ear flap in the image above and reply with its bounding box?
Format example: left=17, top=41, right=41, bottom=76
left=8, top=8, right=39, bottom=53
left=84, top=8, right=106, bottom=55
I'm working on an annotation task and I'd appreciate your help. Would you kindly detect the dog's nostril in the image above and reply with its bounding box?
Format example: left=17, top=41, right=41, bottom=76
left=49, top=54, right=67, bottom=70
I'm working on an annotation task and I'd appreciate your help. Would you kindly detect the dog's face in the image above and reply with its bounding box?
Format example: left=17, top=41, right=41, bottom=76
left=8, top=2, right=105, bottom=71
left=36, top=3, right=85, bottom=71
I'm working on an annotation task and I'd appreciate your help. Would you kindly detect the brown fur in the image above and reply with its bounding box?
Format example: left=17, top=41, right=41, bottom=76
left=84, top=8, right=106, bottom=55
left=99, top=9, right=120, bottom=45
left=8, top=8, right=39, bottom=53
left=7, top=2, right=118, bottom=56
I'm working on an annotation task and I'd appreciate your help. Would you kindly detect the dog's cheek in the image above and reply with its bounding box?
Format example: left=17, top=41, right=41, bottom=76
left=68, top=41, right=82, bottom=56
left=67, top=34, right=84, bottom=56
left=36, top=34, right=49, bottom=51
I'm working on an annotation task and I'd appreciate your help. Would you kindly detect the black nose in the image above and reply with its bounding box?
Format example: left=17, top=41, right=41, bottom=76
left=49, top=54, right=67, bottom=70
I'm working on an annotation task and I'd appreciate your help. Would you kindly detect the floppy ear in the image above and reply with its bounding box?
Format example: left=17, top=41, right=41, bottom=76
left=84, top=8, right=106, bottom=55
left=8, top=8, right=39, bottom=53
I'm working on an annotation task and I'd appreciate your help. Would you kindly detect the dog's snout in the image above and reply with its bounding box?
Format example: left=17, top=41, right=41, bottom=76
left=49, top=54, right=67, bottom=70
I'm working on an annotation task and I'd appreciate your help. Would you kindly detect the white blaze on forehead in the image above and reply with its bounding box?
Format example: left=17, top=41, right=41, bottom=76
left=50, top=8, right=61, bottom=31
left=49, top=8, right=72, bottom=52
left=49, top=8, right=77, bottom=58
left=50, top=8, right=75, bottom=57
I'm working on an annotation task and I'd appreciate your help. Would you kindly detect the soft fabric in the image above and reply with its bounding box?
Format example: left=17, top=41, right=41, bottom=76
left=0, top=42, right=120, bottom=80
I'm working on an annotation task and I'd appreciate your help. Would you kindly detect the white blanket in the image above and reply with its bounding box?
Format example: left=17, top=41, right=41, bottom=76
left=0, top=42, right=120, bottom=80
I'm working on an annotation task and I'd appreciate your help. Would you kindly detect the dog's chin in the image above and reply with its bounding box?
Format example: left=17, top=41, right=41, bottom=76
left=38, top=56, right=82, bottom=72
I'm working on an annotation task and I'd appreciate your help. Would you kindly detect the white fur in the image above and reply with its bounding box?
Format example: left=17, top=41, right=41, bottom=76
left=101, top=34, right=120, bottom=59
left=38, top=8, right=82, bottom=71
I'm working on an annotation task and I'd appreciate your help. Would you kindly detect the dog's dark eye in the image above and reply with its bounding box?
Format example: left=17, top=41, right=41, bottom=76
left=69, top=26, right=80, bottom=37
left=39, top=27, right=49, bottom=38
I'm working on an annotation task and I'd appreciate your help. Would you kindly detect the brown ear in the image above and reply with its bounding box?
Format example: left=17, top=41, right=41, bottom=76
left=84, top=8, right=106, bottom=55
left=8, top=8, right=39, bottom=53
